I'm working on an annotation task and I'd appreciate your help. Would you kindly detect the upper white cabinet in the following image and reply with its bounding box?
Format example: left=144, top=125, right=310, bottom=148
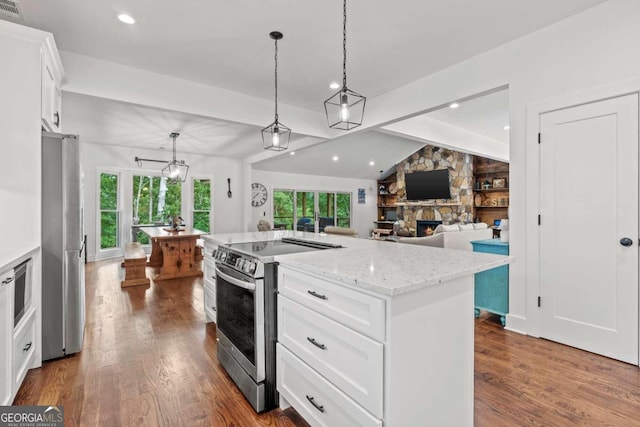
left=41, top=41, right=63, bottom=132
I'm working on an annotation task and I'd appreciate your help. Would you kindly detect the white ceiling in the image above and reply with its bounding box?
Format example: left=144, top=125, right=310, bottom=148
left=62, top=92, right=312, bottom=158
left=253, top=130, right=424, bottom=180
left=425, top=90, right=509, bottom=143
left=19, top=0, right=604, bottom=112
left=15, top=1, right=603, bottom=178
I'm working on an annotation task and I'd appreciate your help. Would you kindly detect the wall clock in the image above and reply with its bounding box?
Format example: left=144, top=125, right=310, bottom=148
left=251, top=182, right=268, bottom=207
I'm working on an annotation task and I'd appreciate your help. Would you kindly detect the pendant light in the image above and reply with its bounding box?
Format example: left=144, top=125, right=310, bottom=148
left=262, top=31, right=291, bottom=151
left=161, top=132, right=189, bottom=183
left=324, top=0, right=366, bottom=130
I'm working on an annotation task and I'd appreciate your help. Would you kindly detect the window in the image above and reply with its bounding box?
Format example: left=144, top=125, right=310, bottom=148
left=272, top=189, right=352, bottom=232
left=100, top=172, right=119, bottom=249
left=193, top=178, right=211, bottom=232
left=273, top=190, right=294, bottom=230
left=132, top=175, right=182, bottom=243
left=336, top=193, right=351, bottom=227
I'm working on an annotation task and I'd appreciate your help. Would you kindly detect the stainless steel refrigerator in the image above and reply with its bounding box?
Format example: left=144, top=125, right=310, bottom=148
left=41, top=131, right=85, bottom=361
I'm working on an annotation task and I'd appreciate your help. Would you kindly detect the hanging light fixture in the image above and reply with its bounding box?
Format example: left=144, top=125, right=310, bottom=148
left=161, top=132, right=189, bottom=182
left=324, top=0, right=366, bottom=130
left=262, top=31, right=291, bottom=151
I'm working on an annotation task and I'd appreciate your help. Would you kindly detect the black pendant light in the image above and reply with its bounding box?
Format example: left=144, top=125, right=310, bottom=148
left=161, top=132, right=189, bottom=183
left=262, top=31, right=291, bottom=151
left=324, top=0, right=366, bottom=130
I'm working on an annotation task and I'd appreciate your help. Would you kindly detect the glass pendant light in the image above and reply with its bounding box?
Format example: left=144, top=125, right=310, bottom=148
left=162, top=132, right=189, bottom=182
left=262, top=31, right=291, bottom=151
left=324, top=0, right=366, bottom=130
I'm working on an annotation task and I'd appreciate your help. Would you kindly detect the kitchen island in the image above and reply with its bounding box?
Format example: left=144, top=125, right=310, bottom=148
left=204, top=230, right=512, bottom=426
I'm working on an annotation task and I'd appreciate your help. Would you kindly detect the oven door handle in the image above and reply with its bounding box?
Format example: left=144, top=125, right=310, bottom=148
left=215, top=267, right=256, bottom=291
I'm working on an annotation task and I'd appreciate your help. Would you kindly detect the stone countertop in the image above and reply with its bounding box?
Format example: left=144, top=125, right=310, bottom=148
left=205, top=231, right=513, bottom=297
left=0, top=246, right=40, bottom=273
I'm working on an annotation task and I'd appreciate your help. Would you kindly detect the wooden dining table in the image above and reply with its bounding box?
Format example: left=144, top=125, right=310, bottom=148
left=141, top=226, right=208, bottom=281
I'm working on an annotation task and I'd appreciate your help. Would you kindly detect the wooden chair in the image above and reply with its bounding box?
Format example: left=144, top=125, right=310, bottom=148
left=121, top=242, right=150, bottom=287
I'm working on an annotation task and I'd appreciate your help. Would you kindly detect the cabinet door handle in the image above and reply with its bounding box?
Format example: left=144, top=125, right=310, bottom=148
left=306, top=395, right=325, bottom=413
left=307, top=337, right=326, bottom=350
left=54, top=111, right=60, bottom=127
left=23, top=342, right=32, bottom=352
left=2, top=277, right=13, bottom=284
left=307, top=290, right=327, bottom=300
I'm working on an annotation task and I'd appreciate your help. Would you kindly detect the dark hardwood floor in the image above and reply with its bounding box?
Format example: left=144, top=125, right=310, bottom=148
left=14, top=260, right=640, bottom=426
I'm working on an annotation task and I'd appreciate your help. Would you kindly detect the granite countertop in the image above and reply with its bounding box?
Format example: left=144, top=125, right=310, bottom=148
left=206, top=231, right=513, bottom=296
left=0, top=246, right=40, bottom=273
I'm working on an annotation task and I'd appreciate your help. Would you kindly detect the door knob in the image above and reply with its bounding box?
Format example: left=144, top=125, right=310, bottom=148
left=620, top=237, right=633, bottom=247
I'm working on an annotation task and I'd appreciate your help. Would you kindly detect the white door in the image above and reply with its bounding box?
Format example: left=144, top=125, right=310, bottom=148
left=539, top=93, right=639, bottom=365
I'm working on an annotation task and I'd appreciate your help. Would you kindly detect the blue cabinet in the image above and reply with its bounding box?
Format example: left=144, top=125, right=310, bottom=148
left=471, top=239, right=509, bottom=326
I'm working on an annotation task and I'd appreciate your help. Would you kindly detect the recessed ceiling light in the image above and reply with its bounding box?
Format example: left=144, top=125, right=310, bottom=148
left=369, top=161, right=375, bottom=166
left=332, top=156, right=339, bottom=162
left=290, top=151, right=295, bottom=155
left=118, top=14, right=136, bottom=24
left=503, top=125, right=510, bottom=130
left=449, top=102, right=460, bottom=109
left=329, top=82, right=340, bottom=90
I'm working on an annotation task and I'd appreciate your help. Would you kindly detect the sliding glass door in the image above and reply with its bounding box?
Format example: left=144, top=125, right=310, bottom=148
left=273, top=189, right=351, bottom=232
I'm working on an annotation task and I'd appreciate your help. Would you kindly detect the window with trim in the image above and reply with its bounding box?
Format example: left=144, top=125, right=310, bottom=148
left=100, top=172, right=119, bottom=249
left=273, top=190, right=294, bottom=230
left=272, top=189, right=352, bottom=231
left=132, top=175, right=182, bottom=243
left=193, top=178, right=211, bottom=232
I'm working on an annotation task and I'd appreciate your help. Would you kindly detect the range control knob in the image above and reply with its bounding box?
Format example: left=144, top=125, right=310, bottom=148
left=220, top=252, right=227, bottom=261
left=248, top=263, right=257, bottom=274
left=243, top=262, right=253, bottom=273
left=236, top=258, right=243, bottom=269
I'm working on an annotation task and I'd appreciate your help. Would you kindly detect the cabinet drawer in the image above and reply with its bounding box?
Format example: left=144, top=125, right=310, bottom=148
left=278, top=267, right=385, bottom=341
left=277, top=344, right=382, bottom=427
left=204, top=282, right=216, bottom=323
left=278, top=296, right=383, bottom=417
left=203, top=257, right=216, bottom=283
left=13, top=308, right=35, bottom=392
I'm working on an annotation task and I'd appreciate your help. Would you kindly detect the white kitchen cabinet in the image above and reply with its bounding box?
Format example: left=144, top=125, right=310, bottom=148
left=277, top=264, right=475, bottom=427
left=12, top=308, right=36, bottom=395
left=203, top=241, right=217, bottom=323
left=41, top=39, right=63, bottom=132
left=0, top=268, right=13, bottom=405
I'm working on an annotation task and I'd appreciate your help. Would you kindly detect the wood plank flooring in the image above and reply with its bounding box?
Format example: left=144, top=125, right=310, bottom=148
left=14, top=260, right=640, bottom=426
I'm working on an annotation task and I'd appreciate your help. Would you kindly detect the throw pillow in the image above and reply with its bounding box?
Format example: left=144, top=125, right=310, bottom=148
left=434, top=224, right=460, bottom=234
left=473, top=223, right=489, bottom=230
left=459, top=223, right=474, bottom=231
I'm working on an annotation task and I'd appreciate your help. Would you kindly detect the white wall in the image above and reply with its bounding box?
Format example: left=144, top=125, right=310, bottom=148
left=82, top=143, right=246, bottom=261
left=354, top=0, right=640, bottom=334
left=250, top=170, right=377, bottom=239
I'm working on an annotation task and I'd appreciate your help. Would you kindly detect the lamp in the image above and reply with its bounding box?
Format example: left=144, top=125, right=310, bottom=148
left=161, top=132, right=189, bottom=183
left=262, top=31, right=291, bottom=151
left=324, top=0, right=366, bottom=130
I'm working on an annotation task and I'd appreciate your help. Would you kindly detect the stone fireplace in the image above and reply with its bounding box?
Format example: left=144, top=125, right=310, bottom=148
left=416, top=220, right=443, bottom=237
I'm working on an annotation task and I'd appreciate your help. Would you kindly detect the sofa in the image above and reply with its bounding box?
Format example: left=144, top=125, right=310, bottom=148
left=397, top=223, right=492, bottom=251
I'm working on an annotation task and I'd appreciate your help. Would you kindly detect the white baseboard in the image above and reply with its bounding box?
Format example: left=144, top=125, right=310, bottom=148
left=505, top=314, right=528, bottom=335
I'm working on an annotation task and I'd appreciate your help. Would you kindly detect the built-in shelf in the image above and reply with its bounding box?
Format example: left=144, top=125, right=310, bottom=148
left=374, top=220, right=395, bottom=224
left=474, top=169, right=509, bottom=176
left=378, top=205, right=396, bottom=208
left=475, top=205, right=509, bottom=209
left=474, top=188, right=509, bottom=192
left=396, top=201, right=460, bottom=207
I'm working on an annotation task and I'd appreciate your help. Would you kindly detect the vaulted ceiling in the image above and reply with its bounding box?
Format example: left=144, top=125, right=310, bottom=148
left=12, top=0, right=605, bottom=177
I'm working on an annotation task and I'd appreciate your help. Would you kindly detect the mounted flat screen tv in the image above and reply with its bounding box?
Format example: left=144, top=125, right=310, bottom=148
left=405, top=169, right=451, bottom=200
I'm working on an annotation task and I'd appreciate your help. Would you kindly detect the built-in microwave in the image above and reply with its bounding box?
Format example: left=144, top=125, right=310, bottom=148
left=14, top=259, right=32, bottom=326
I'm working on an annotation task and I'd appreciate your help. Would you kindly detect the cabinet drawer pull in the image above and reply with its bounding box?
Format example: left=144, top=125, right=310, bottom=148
left=307, top=337, right=326, bottom=350
left=307, top=290, right=327, bottom=300
left=2, top=277, right=13, bottom=284
left=306, top=395, right=325, bottom=413
left=23, top=342, right=32, bottom=352
left=54, top=111, right=60, bottom=127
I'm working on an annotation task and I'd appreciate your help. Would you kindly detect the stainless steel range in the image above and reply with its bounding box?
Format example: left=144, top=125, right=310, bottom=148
left=213, top=237, right=342, bottom=412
